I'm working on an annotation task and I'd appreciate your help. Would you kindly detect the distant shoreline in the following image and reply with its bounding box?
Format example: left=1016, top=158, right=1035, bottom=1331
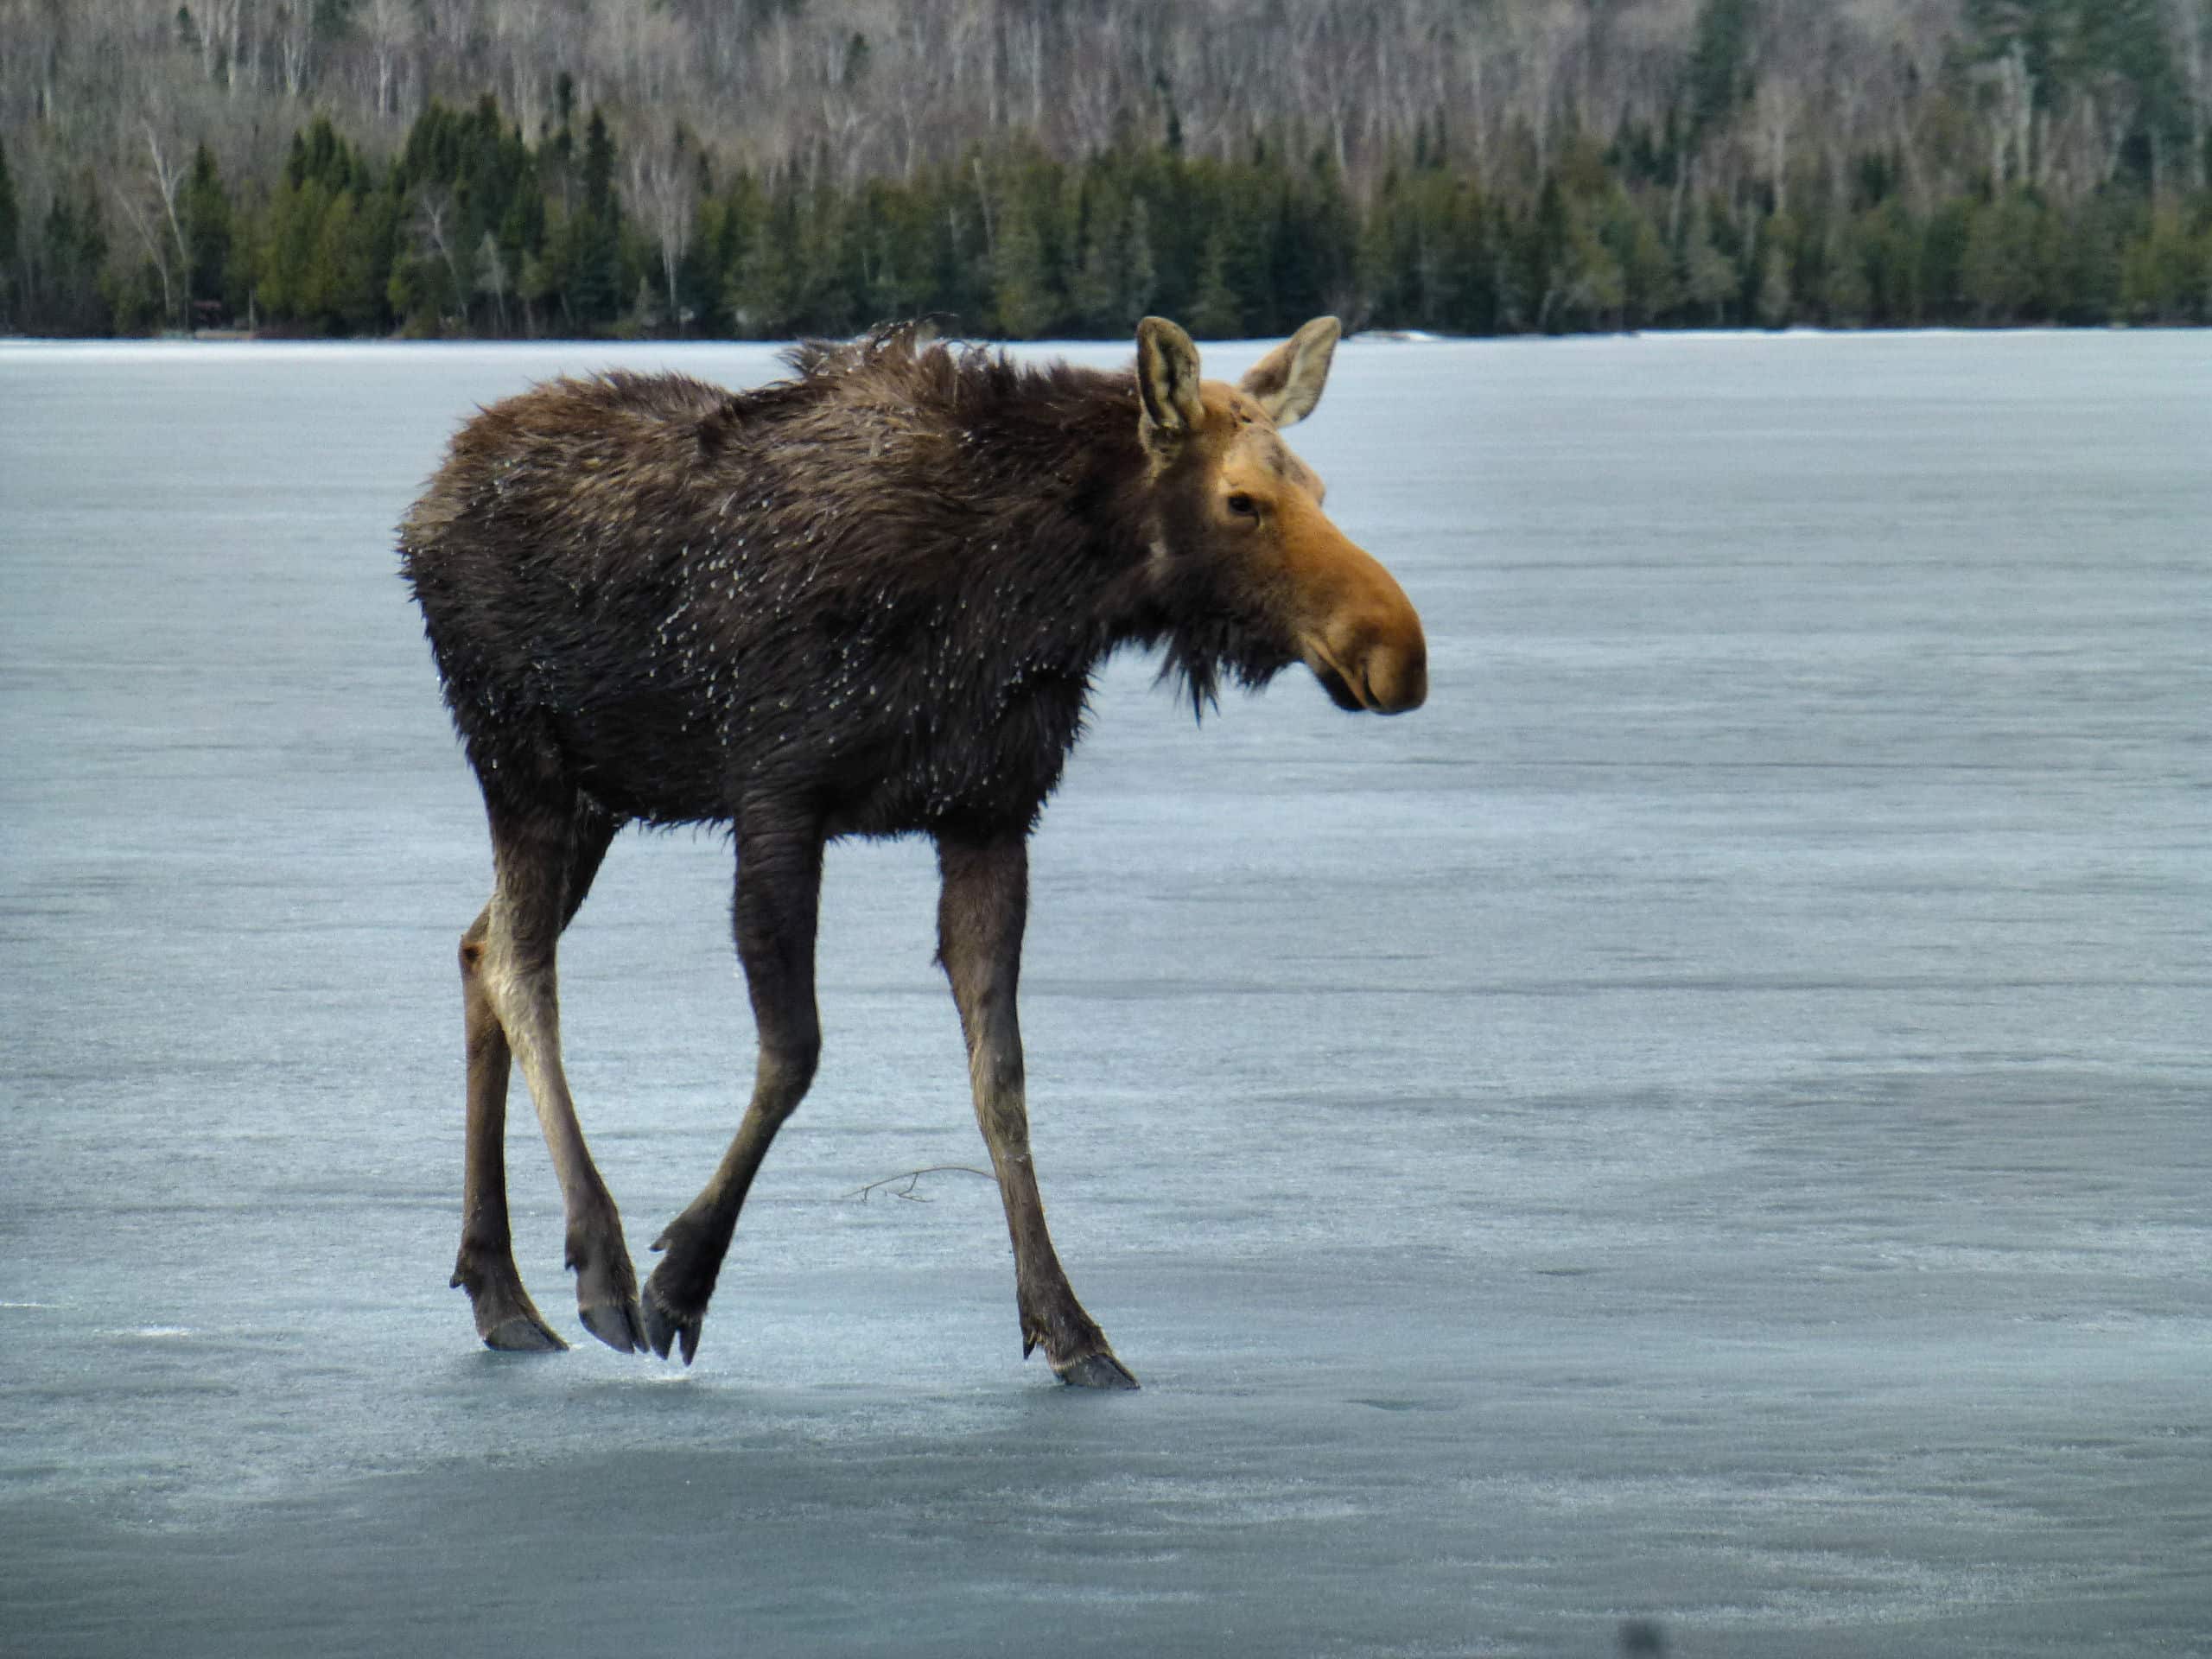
left=3, top=321, right=2201, bottom=351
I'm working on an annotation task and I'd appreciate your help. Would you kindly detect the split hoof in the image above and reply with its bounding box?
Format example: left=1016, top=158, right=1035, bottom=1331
left=481, top=1308, right=568, bottom=1352
left=454, top=1253, right=567, bottom=1353
left=1020, top=1287, right=1135, bottom=1389
left=1052, top=1350, right=1140, bottom=1390
left=643, top=1211, right=724, bottom=1364
left=578, top=1295, right=650, bottom=1355
left=566, top=1209, right=647, bottom=1356
left=641, top=1273, right=703, bottom=1365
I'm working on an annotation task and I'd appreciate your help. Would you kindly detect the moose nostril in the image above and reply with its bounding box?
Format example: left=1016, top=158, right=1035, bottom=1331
left=1399, top=660, right=1429, bottom=711
left=1367, top=644, right=1427, bottom=714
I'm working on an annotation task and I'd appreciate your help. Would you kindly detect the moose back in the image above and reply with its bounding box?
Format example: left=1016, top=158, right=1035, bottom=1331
left=399, top=315, right=1426, bottom=1385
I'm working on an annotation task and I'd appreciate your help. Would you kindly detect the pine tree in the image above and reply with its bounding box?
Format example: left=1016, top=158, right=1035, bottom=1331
left=1755, top=245, right=1793, bottom=327
left=0, top=138, right=18, bottom=327
left=1125, top=195, right=1157, bottom=320
left=564, top=108, right=622, bottom=325
left=509, top=248, right=546, bottom=334
left=1687, top=0, right=1758, bottom=145
left=340, top=187, right=399, bottom=334
left=1961, top=189, right=2048, bottom=321
left=1822, top=226, right=1874, bottom=324
left=1681, top=200, right=1740, bottom=324
left=1069, top=179, right=1129, bottom=334
left=729, top=185, right=800, bottom=336
left=991, top=191, right=1057, bottom=337
left=1195, top=172, right=1273, bottom=331
left=1611, top=194, right=1676, bottom=327
left=41, top=174, right=111, bottom=335
left=181, top=143, right=232, bottom=320
left=1187, top=226, right=1243, bottom=337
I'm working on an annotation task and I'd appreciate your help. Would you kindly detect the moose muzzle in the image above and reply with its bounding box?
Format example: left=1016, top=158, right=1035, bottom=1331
left=1295, top=535, right=1428, bottom=716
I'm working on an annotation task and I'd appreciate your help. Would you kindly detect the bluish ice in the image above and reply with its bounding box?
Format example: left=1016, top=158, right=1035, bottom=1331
left=2, top=329, right=2207, bottom=1656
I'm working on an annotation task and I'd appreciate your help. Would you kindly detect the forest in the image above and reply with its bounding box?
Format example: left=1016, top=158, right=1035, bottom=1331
left=3, top=0, right=2209, bottom=339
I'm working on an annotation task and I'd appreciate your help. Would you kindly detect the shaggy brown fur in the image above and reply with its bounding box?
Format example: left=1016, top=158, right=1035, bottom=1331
left=400, top=316, right=1425, bottom=1384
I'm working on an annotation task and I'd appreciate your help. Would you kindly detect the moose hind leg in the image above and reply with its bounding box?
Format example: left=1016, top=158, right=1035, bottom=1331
left=938, top=837, right=1136, bottom=1389
left=644, top=819, right=824, bottom=1364
left=479, top=796, right=647, bottom=1354
left=452, top=902, right=564, bottom=1351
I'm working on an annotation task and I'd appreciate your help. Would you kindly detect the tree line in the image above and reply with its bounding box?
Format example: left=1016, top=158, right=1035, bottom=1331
left=3, top=0, right=2209, bottom=338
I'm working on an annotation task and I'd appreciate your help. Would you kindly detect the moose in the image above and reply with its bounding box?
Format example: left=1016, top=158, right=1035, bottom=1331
left=400, top=315, right=1427, bottom=1387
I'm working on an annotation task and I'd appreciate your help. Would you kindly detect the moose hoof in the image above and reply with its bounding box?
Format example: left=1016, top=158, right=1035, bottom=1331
left=643, top=1211, right=723, bottom=1364
left=578, top=1295, right=650, bottom=1355
left=566, top=1211, right=648, bottom=1355
left=454, top=1252, right=569, bottom=1353
left=1053, top=1350, right=1141, bottom=1390
left=482, top=1311, right=568, bottom=1352
left=641, top=1274, right=704, bottom=1365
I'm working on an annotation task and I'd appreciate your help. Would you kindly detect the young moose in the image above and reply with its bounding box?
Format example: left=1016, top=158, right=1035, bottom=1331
left=401, top=316, right=1426, bottom=1387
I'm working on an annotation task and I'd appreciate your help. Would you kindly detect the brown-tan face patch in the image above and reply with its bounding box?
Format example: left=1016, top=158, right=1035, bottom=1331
left=1180, top=381, right=1424, bottom=715
left=1201, top=386, right=1324, bottom=508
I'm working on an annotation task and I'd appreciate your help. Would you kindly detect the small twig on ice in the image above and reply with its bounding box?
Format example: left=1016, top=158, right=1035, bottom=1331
left=846, top=1165, right=996, bottom=1203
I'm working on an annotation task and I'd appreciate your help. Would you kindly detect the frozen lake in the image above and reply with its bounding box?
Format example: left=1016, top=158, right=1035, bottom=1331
left=2, top=329, right=2208, bottom=1655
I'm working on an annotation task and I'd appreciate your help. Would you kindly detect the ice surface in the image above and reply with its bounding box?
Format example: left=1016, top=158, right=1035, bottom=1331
left=2, top=331, right=2208, bottom=1656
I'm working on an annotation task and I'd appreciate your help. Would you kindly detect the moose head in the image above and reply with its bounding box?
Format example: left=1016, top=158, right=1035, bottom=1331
left=1135, top=315, right=1428, bottom=716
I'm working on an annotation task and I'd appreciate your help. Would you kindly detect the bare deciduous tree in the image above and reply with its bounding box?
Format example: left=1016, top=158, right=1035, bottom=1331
left=360, top=0, right=415, bottom=120
left=5, top=0, right=2209, bottom=315
left=474, top=227, right=508, bottom=334
left=629, top=128, right=694, bottom=325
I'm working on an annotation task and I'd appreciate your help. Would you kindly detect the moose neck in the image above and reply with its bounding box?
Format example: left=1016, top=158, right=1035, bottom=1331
left=944, top=365, right=1170, bottom=668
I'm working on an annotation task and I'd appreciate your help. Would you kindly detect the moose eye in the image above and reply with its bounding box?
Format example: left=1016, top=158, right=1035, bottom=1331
left=1226, top=493, right=1259, bottom=520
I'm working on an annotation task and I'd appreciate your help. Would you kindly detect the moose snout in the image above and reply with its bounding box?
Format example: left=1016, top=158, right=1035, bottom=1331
left=1300, top=556, right=1428, bottom=715
left=1360, top=633, right=1428, bottom=714
left=1306, top=625, right=1427, bottom=715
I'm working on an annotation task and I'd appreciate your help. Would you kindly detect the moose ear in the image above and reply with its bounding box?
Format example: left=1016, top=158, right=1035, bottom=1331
left=1238, top=315, right=1341, bottom=428
left=1136, top=316, right=1205, bottom=452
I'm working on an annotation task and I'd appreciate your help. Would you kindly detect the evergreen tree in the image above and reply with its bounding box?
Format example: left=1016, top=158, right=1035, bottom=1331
left=1822, top=225, right=1875, bottom=324
left=289, top=116, right=359, bottom=193
left=1128, top=150, right=1202, bottom=319
left=1755, top=244, right=1794, bottom=327
left=564, top=108, right=622, bottom=325
left=1546, top=186, right=1627, bottom=331
left=1187, top=226, right=1243, bottom=337
left=1920, top=200, right=1976, bottom=322
left=1688, top=0, right=1758, bottom=145
left=1681, top=200, right=1740, bottom=324
left=2118, top=200, right=2205, bottom=320
left=316, top=190, right=366, bottom=325
left=1069, top=177, right=1131, bottom=334
left=1278, top=159, right=1355, bottom=324
left=992, top=191, right=1057, bottom=337
left=518, top=249, right=553, bottom=334
left=341, top=188, right=399, bottom=334
left=1357, top=169, right=1414, bottom=326
left=0, top=138, right=18, bottom=326
left=40, top=174, right=111, bottom=335
left=1610, top=192, right=1676, bottom=327
left=791, top=179, right=866, bottom=334
left=1961, top=188, right=2048, bottom=321
left=1199, top=168, right=1275, bottom=330
left=181, top=143, right=232, bottom=319
left=1525, top=175, right=1574, bottom=330
left=1125, top=195, right=1158, bottom=321
left=729, top=182, right=801, bottom=336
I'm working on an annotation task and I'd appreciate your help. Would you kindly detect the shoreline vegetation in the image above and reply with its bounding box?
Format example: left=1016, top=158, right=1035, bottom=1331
left=2, top=1, right=2209, bottom=344
left=5, top=324, right=2204, bottom=350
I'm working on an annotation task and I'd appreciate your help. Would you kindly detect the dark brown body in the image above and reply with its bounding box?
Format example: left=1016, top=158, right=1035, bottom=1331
left=401, top=317, right=1425, bottom=1382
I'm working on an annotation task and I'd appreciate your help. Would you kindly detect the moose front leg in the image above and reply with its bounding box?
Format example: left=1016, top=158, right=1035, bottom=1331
left=643, top=818, right=825, bottom=1364
left=937, top=836, right=1136, bottom=1389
